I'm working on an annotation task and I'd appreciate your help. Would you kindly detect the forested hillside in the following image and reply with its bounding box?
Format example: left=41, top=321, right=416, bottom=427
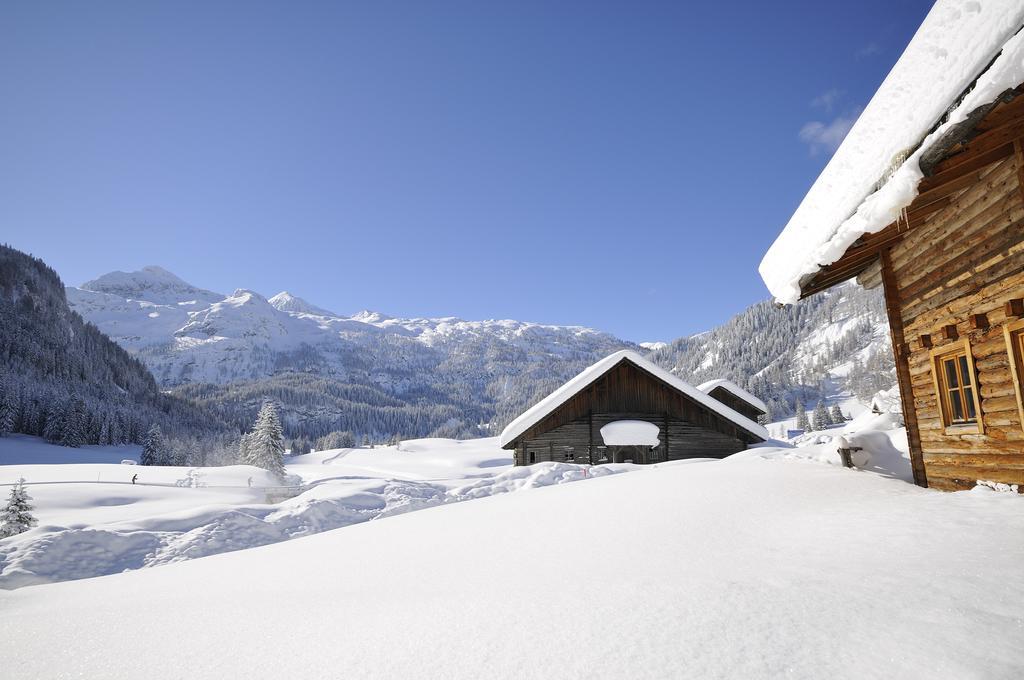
left=649, top=283, right=897, bottom=420
left=0, top=245, right=223, bottom=447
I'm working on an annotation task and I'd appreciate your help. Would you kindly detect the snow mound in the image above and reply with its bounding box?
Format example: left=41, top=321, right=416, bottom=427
left=0, top=456, right=618, bottom=588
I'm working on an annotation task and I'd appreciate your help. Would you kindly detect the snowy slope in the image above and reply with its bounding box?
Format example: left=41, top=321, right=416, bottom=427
left=0, top=436, right=657, bottom=588
left=1, top=450, right=1021, bottom=679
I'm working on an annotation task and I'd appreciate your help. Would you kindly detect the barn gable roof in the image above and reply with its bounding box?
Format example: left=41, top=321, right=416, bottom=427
left=760, top=1, right=1024, bottom=304
left=498, top=350, right=769, bottom=447
left=697, top=379, right=767, bottom=414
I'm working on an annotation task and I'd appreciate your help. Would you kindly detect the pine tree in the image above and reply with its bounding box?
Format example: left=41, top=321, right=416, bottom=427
left=42, top=401, right=64, bottom=443
left=141, top=425, right=167, bottom=466
left=0, top=478, right=37, bottom=538
left=247, top=402, right=285, bottom=480
left=829, top=404, right=845, bottom=423
left=795, top=401, right=809, bottom=431
left=0, top=374, right=16, bottom=436
left=812, top=400, right=831, bottom=430
left=61, top=397, right=88, bottom=448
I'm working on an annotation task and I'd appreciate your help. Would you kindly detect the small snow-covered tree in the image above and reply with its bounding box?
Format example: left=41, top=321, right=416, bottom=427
left=141, top=425, right=167, bottom=466
left=246, top=402, right=285, bottom=480
left=0, top=478, right=37, bottom=538
left=811, top=400, right=831, bottom=430
left=795, top=401, right=809, bottom=431
left=829, top=404, right=845, bottom=423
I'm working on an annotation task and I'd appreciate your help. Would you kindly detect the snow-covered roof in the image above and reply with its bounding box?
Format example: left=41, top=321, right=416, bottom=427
left=697, top=379, right=767, bottom=414
left=761, top=1, right=1024, bottom=304
left=498, top=350, right=768, bottom=447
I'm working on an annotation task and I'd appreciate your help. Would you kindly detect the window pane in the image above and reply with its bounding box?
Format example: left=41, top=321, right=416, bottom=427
left=964, top=388, right=976, bottom=420
left=944, top=358, right=959, bottom=388
left=958, top=355, right=972, bottom=386
left=950, top=390, right=964, bottom=421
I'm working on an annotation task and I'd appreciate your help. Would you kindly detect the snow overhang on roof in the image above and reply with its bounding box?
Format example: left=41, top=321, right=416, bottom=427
left=760, top=0, right=1024, bottom=304
left=498, top=350, right=769, bottom=448
left=697, top=379, right=768, bottom=414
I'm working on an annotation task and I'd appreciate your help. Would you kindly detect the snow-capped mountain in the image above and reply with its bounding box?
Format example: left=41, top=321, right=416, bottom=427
left=67, top=267, right=635, bottom=439
left=67, top=267, right=894, bottom=441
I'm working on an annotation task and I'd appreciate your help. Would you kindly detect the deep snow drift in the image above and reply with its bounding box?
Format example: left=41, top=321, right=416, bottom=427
left=0, top=437, right=640, bottom=588
left=0, top=447, right=1021, bottom=679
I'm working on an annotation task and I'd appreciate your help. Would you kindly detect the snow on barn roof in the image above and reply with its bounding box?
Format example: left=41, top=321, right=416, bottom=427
left=498, top=350, right=768, bottom=447
left=697, top=379, right=767, bottom=414
left=760, top=0, right=1024, bottom=304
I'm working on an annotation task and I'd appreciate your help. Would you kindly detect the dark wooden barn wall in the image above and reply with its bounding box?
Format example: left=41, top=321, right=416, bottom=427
left=513, top=411, right=747, bottom=465
left=705, top=387, right=763, bottom=422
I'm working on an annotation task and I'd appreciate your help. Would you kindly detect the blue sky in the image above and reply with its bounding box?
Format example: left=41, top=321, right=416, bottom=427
left=1, top=1, right=933, bottom=341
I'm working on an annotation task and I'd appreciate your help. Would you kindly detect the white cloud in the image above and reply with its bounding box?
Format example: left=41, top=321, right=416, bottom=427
left=798, top=109, right=862, bottom=155
left=811, top=88, right=843, bottom=112
left=857, top=42, right=882, bottom=58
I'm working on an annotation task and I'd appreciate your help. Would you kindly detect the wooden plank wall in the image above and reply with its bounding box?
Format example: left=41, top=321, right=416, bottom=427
left=514, top=411, right=747, bottom=465
left=890, top=150, right=1024, bottom=490
left=705, top=387, right=764, bottom=422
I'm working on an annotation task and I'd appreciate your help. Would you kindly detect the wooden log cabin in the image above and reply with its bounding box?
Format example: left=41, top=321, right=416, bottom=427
left=760, top=4, right=1024, bottom=491
left=499, top=350, right=767, bottom=465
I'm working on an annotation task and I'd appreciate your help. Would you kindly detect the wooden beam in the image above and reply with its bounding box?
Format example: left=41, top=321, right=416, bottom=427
left=1006, top=298, right=1024, bottom=319
left=922, top=142, right=1015, bottom=191
left=880, top=248, right=928, bottom=488
left=940, top=324, right=959, bottom=341
left=969, top=313, right=989, bottom=330
left=919, top=334, right=933, bottom=349
left=1015, top=139, right=1024, bottom=204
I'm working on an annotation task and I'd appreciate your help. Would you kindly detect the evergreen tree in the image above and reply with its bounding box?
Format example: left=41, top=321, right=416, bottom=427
left=795, top=401, right=809, bottom=431
left=141, top=425, right=167, bottom=466
left=790, top=401, right=806, bottom=432
left=247, top=402, right=285, bottom=479
left=42, top=401, right=64, bottom=443
left=61, top=397, right=88, bottom=448
left=0, top=374, right=16, bottom=436
left=829, top=404, right=845, bottom=423
left=238, top=431, right=254, bottom=466
left=812, top=400, right=831, bottom=430
left=0, top=478, right=37, bottom=538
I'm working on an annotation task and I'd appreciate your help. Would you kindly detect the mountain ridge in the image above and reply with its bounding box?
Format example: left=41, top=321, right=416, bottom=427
left=65, top=265, right=896, bottom=441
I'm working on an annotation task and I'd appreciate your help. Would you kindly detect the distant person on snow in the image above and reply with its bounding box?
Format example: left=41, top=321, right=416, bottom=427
left=247, top=476, right=253, bottom=488
left=131, top=474, right=138, bottom=485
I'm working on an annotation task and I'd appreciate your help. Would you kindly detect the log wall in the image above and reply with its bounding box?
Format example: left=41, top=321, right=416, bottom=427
left=890, top=150, right=1024, bottom=490
left=705, top=387, right=764, bottom=422
left=513, top=411, right=747, bottom=466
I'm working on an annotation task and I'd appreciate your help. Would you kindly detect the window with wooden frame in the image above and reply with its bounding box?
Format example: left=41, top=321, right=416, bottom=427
left=929, top=339, right=983, bottom=434
left=1003, top=317, right=1024, bottom=430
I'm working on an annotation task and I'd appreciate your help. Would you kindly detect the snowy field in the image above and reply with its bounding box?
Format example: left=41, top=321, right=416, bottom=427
left=1, top=421, right=1022, bottom=678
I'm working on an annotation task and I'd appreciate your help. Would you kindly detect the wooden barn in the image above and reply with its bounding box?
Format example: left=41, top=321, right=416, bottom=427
left=499, top=350, right=767, bottom=465
left=760, top=5, right=1024, bottom=491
